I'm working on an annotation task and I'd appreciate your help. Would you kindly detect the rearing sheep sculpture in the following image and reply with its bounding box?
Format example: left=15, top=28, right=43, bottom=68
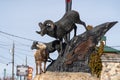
left=36, top=10, right=87, bottom=55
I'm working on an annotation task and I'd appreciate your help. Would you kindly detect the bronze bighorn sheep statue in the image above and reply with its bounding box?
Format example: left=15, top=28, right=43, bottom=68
left=31, top=40, right=66, bottom=56
left=31, top=42, right=48, bottom=75
left=36, top=10, right=87, bottom=41
left=36, top=10, right=87, bottom=54
left=31, top=40, right=66, bottom=74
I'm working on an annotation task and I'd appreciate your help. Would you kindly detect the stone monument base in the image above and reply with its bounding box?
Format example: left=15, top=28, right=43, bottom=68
left=33, top=71, right=99, bottom=80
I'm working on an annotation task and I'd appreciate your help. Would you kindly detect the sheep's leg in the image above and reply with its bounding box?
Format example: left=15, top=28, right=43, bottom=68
left=60, top=39, right=63, bottom=56
left=43, top=62, right=46, bottom=73
left=64, top=35, right=69, bottom=44
left=36, top=62, right=38, bottom=75
left=74, top=24, right=77, bottom=37
left=39, top=62, right=43, bottom=74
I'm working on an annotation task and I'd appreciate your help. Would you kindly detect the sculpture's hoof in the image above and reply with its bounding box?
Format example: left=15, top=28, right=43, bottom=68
left=39, top=72, right=42, bottom=75
left=36, top=73, right=39, bottom=75
left=43, top=71, right=46, bottom=73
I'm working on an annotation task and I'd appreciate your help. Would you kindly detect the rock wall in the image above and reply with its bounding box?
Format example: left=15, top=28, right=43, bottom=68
left=33, top=62, right=120, bottom=80
left=101, top=62, right=120, bottom=80
left=33, top=72, right=99, bottom=80
left=33, top=52, right=120, bottom=80
left=101, top=54, right=120, bottom=80
left=33, top=54, right=120, bottom=80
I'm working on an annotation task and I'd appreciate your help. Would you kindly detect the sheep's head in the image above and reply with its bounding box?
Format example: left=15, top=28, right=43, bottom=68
left=31, top=41, right=39, bottom=50
left=36, top=20, right=55, bottom=36
left=37, top=43, right=46, bottom=50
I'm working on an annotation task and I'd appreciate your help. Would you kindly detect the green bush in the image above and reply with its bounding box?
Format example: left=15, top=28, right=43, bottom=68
left=89, top=41, right=104, bottom=78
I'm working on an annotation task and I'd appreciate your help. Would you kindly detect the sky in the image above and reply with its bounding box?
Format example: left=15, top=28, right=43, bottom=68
left=0, top=0, right=120, bottom=78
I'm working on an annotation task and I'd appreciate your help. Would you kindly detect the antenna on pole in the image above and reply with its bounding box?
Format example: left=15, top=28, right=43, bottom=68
left=65, top=0, right=72, bottom=41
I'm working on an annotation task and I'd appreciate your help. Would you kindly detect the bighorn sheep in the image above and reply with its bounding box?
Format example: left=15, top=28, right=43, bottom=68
left=31, top=42, right=48, bottom=75
left=31, top=40, right=66, bottom=56
left=31, top=40, right=66, bottom=74
left=36, top=10, right=87, bottom=54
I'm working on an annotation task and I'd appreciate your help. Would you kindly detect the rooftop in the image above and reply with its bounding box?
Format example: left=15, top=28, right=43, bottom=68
left=104, top=45, right=120, bottom=53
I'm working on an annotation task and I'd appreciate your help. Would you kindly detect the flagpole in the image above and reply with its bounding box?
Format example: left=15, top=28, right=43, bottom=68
left=65, top=0, right=72, bottom=41
left=65, top=0, right=72, bottom=12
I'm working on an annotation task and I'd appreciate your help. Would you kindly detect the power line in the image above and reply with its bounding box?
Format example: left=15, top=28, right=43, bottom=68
left=0, top=43, right=10, bottom=46
left=1, top=30, right=120, bottom=47
left=0, top=56, right=11, bottom=61
left=110, top=46, right=120, bottom=47
left=0, top=61, right=7, bottom=65
left=15, top=41, right=31, bottom=47
left=0, top=33, right=32, bottom=48
left=0, top=33, right=17, bottom=41
left=0, top=45, right=10, bottom=50
left=0, top=44, right=33, bottom=57
left=0, top=44, right=31, bottom=53
left=0, top=34, right=32, bottom=48
left=15, top=47, right=32, bottom=52
left=0, top=40, right=10, bottom=44
left=0, top=30, right=36, bottom=41
left=15, top=51, right=33, bottom=57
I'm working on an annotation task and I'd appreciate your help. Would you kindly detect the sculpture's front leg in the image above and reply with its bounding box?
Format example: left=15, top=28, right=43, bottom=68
left=39, top=62, right=43, bottom=74
left=36, top=62, right=38, bottom=75
left=43, top=62, right=46, bottom=73
left=73, top=24, right=77, bottom=37
left=59, top=38, right=64, bottom=56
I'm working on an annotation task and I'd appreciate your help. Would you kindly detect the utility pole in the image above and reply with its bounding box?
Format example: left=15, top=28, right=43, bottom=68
left=4, top=68, right=6, bottom=80
left=65, top=0, right=72, bottom=41
left=26, top=56, right=27, bottom=66
left=24, top=56, right=27, bottom=80
left=12, top=42, right=15, bottom=80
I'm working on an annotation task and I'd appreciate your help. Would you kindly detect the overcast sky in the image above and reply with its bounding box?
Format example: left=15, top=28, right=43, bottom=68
left=0, top=0, right=120, bottom=78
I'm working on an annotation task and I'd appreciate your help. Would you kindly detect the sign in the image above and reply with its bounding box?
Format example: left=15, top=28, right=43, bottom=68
left=27, top=67, right=33, bottom=80
left=16, top=65, right=28, bottom=76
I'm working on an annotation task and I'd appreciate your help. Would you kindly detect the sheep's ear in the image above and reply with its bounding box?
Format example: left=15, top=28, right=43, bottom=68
left=38, top=22, right=43, bottom=28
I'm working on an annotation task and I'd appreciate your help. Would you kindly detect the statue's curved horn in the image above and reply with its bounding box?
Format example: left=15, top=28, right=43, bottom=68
left=38, top=22, right=43, bottom=28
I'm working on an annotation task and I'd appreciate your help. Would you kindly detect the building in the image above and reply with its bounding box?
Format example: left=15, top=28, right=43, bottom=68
left=101, top=36, right=120, bottom=80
